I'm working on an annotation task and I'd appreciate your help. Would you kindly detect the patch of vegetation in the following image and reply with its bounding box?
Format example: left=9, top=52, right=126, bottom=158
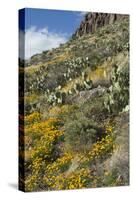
left=104, top=59, right=129, bottom=114
left=64, top=113, right=104, bottom=152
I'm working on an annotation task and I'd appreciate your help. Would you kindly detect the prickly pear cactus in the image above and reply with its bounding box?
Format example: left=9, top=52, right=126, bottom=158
left=104, top=63, right=129, bottom=114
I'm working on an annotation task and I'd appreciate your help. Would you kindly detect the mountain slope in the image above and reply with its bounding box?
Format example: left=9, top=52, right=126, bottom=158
left=19, top=12, right=129, bottom=191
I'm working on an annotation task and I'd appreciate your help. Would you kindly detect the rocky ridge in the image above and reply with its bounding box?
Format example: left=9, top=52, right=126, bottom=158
left=73, top=12, right=128, bottom=38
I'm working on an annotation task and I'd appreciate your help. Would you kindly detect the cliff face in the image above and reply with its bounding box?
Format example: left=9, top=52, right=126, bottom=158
left=73, top=12, right=127, bottom=38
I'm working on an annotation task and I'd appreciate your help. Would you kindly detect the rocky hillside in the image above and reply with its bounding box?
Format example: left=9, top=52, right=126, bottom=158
left=19, top=12, right=129, bottom=191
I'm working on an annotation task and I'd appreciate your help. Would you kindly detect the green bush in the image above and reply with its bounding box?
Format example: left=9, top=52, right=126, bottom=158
left=80, top=96, right=107, bottom=121
left=64, top=113, right=103, bottom=152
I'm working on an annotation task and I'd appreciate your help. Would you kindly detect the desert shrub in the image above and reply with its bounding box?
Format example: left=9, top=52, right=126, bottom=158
left=80, top=96, right=107, bottom=121
left=64, top=113, right=103, bottom=152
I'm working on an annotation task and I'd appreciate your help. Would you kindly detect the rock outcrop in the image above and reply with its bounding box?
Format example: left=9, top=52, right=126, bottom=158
left=67, top=85, right=107, bottom=104
left=73, top=12, right=128, bottom=38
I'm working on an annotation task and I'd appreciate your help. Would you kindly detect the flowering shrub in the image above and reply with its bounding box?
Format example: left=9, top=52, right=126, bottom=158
left=88, top=135, right=115, bottom=159
left=24, top=117, right=64, bottom=191
left=45, top=152, right=73, bottom=174
left=25, top=112, right=42, bottom=125
left=44, top=153, right=73, bottom=189
left=42, top=132, right=115, bottom=191
left=25, top=157, right=43, bottom=191
left=105, top=122, right=114, bottom=134
left=77, top=134, right=115, bottom=166
left=44, top=154, right=94, bottom=190
left=53, top=168, right=93, bottom=190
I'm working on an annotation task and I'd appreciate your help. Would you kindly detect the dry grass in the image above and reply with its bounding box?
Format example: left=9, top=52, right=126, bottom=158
left=25, top=51, right=72, bottom=74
